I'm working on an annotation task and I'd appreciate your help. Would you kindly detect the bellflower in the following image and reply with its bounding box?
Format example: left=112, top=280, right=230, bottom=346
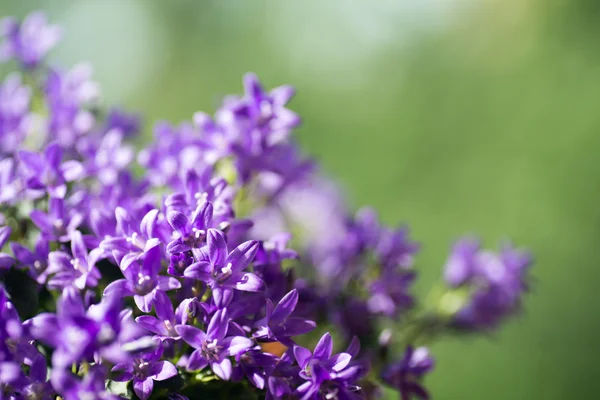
left=11, top=235, right=51, bottom=283
left=443, top=238, right=532, bottom=330
left=176, top=308, right=253, bottom=380
left=104, top=244, right=181, bottom=312
left=381, top=346, right=434, bottom=400
left=254, top=289, right=316, bottom=347
left=183, top=228, right=263, bottom=306
left=135, top=291, right=201, bottom=342
left=166, top=200, right=214, bottom=254
left=30, top=196, right=83, bottom=242
left=18, top=142, right=84, bottom=198
left=0, top=11, right=61, bottom=68
left=112, top=346, right=178, bottom=400
left=0, top=11, right=536, bottom=399
left=47, top=230, right=102, bottom=290
left=293, top=333, right=363, bottom=400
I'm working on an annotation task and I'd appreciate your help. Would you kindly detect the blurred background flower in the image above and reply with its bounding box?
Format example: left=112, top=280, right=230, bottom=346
left=2, top=0, right=598, bottom=398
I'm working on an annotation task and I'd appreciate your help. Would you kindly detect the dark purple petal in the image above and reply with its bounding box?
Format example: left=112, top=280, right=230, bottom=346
left=226, top=240, right=259, bottom=274
left=175, top=325, right=206, bottom=348
left=135, top=316, right=165, bottom=336
left=167, top=211, right=189, bottom=236
left=313, top=333, right=333, bottom=360
left=207, top=229, right=227, bottom=267
left=293, top=346, right=312, bottom=368
left=183, top=261, right=211, bottom=281
left=154, top=291, right=175, bottom=322
left=271, top=289, right=298, bottom=325
left=187, top=349, right=208, bottom=371
left=206, top=308, right=228, bottom=341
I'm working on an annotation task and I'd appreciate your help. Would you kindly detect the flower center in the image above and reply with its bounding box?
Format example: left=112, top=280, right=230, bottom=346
left=201, top=339, right=222, bottom=361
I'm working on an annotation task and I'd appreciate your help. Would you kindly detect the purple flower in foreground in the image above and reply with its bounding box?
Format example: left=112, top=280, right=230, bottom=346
left=18, top=142, right=84, bottom=198
left=52, top=365, right=119, bottom=400
left=293, top=333, right=363, bottom=400
left=176, top=308, right=253, bottom=380
left=382, top=346, right=434, bottom=400
left=113, top=346, right=178, bottom=400
left=27, top=287, right=148, bottom=368
left=254, top=289, right=316, bottom=347
left=0, top=225, right=14, bottom=269
left=104, top=244, right=181, bottom=312
left=135, top=291, right=201, bottom=342
left=184, top=228, right=262, bottom=306
left=47, top=230, right=102, bottom=290
left=100, top=207, right=162, bottom=270
left=0, top=11, right=61, bottom=68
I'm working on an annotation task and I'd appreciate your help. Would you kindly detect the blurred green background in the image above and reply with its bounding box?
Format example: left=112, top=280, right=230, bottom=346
left=3, top=0, right=600, bottom=398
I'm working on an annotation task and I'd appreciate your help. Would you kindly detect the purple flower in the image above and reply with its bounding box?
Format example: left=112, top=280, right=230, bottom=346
left=0, top=11, right=61, bottom=68
left=104, top=244, right=181, bottom=312
left=11, top=235, right=51, bottom=283
left=382, top=346, right=434, bottom=400
left=104, top=107, right=141, bottom=138
left=293, top=333, right=363, bottom=400
left=442, top=238, right=532, bottom=330
left=183, top=229, right=263, bottom=306
left=100, top=207, right=163, bottom=270
left=18, top=142, right=84, bottom=198
left=176, top=308, right=253, bottom=380
left=233, top=348, right=277, bottom=390
left=367, top=270, right=415, bottom=318
left=254, top=289, right=316, bottom=347
left=51, top=365, right=120, bottom=400
left=0, top=73, right=32, bottom=155
left=0, top=225, right=14, bottom=269
left=47, top=230, right=102, bottom=290
left=30, top=197, right=83, bottom=242
left=135, top=291, right=201, bottom=342
left=112, top=346, right=178, bottom=400
left=45, top=64, right=99, bottom=149
left=166, top=200, right=213, bottom=254
left=27, top=287, right=148, bottom=368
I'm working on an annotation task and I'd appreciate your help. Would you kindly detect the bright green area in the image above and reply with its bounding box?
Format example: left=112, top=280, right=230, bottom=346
left=3, top=1, right=600, bottom=398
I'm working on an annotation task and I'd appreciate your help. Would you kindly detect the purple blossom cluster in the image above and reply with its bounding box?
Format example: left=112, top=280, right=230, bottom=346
left=0, top=11, right=534, bottom=400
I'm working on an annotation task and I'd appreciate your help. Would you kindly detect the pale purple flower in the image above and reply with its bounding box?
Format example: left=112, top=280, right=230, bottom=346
left=18, top=142, right=84, bottom=198
left=0, top=73, right=31, bottom=155
left=0, top=12, right=61, bottom=68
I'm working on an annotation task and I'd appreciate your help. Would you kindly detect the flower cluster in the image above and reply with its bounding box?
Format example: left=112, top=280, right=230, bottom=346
left=0, top=11, right=534, bottom=400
